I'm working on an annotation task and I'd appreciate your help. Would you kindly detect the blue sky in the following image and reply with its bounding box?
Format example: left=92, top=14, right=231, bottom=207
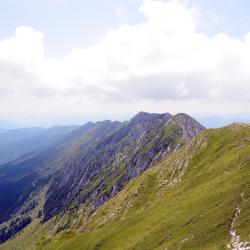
left=0, top=0, right=250, bottom=128
left=0, top=0, right=143, bottom=56
left=1, top=0, right=249, bottom=56
left=189, top=0, right=250, bottom=36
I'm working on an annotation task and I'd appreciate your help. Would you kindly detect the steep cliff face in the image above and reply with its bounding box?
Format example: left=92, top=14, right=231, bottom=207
left=43, top=112, right=205, bottom=222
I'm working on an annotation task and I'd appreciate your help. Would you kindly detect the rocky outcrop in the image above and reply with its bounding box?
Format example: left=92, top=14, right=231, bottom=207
left=229, top=206, right=250, bottom=250
left=174, top=113, right=205, bottom=142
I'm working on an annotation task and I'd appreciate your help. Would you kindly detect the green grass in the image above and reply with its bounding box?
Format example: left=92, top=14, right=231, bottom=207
left=34, top=124, right=250, bottom=249
left=0, top=186, right=54, bottom=250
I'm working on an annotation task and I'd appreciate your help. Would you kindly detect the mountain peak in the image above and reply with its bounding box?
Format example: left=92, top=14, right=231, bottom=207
left=172, top=113, right=205, bottom=142
left=131, top=111, right=171, bottom=124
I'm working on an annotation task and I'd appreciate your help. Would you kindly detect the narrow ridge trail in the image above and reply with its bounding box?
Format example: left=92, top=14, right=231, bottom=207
left=229, top=206, right=250, bottom=250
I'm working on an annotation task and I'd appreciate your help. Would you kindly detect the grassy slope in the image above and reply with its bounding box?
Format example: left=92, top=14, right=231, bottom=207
left=0, top=185, right=66, bottom=250
left=20, top=125, right=250, bottom=249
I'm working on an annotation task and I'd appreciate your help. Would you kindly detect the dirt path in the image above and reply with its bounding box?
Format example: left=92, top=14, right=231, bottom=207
left=229, top=206, right=250, bottom=250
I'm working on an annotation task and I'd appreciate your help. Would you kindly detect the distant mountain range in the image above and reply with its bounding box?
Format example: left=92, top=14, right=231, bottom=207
left=0, top=126, right=79, bottom=165
left=0, top=112, right=249, bottom=250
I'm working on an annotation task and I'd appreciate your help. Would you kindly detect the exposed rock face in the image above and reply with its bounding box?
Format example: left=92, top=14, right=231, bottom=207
left=174, top=113, right=206, bottom=142
left=43, top=112, right=205, bottom=222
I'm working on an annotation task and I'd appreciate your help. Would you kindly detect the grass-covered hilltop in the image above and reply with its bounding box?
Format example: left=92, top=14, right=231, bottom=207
left=1, top=115, right=250, bottom=250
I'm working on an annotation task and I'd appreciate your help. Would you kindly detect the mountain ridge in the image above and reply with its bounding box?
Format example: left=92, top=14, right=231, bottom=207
left=43, top=112, right=204, bottom=224
left=36, top=123, right=250, bottom=250
left=0, top=112, right=205, bottom=247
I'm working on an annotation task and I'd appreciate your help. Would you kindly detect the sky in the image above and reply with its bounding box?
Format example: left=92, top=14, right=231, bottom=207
left=0, top=0, right=250, bottom=128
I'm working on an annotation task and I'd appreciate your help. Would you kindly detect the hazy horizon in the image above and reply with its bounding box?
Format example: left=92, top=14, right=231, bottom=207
left=1, top=112, right=250, bottom=130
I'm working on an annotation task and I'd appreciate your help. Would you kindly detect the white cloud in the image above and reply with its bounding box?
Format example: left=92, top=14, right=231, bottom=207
left=0, top=0, right=250, bottom=122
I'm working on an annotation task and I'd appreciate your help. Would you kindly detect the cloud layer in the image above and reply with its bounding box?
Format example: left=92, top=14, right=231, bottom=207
left=1, top=0, right=250, bottom=122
